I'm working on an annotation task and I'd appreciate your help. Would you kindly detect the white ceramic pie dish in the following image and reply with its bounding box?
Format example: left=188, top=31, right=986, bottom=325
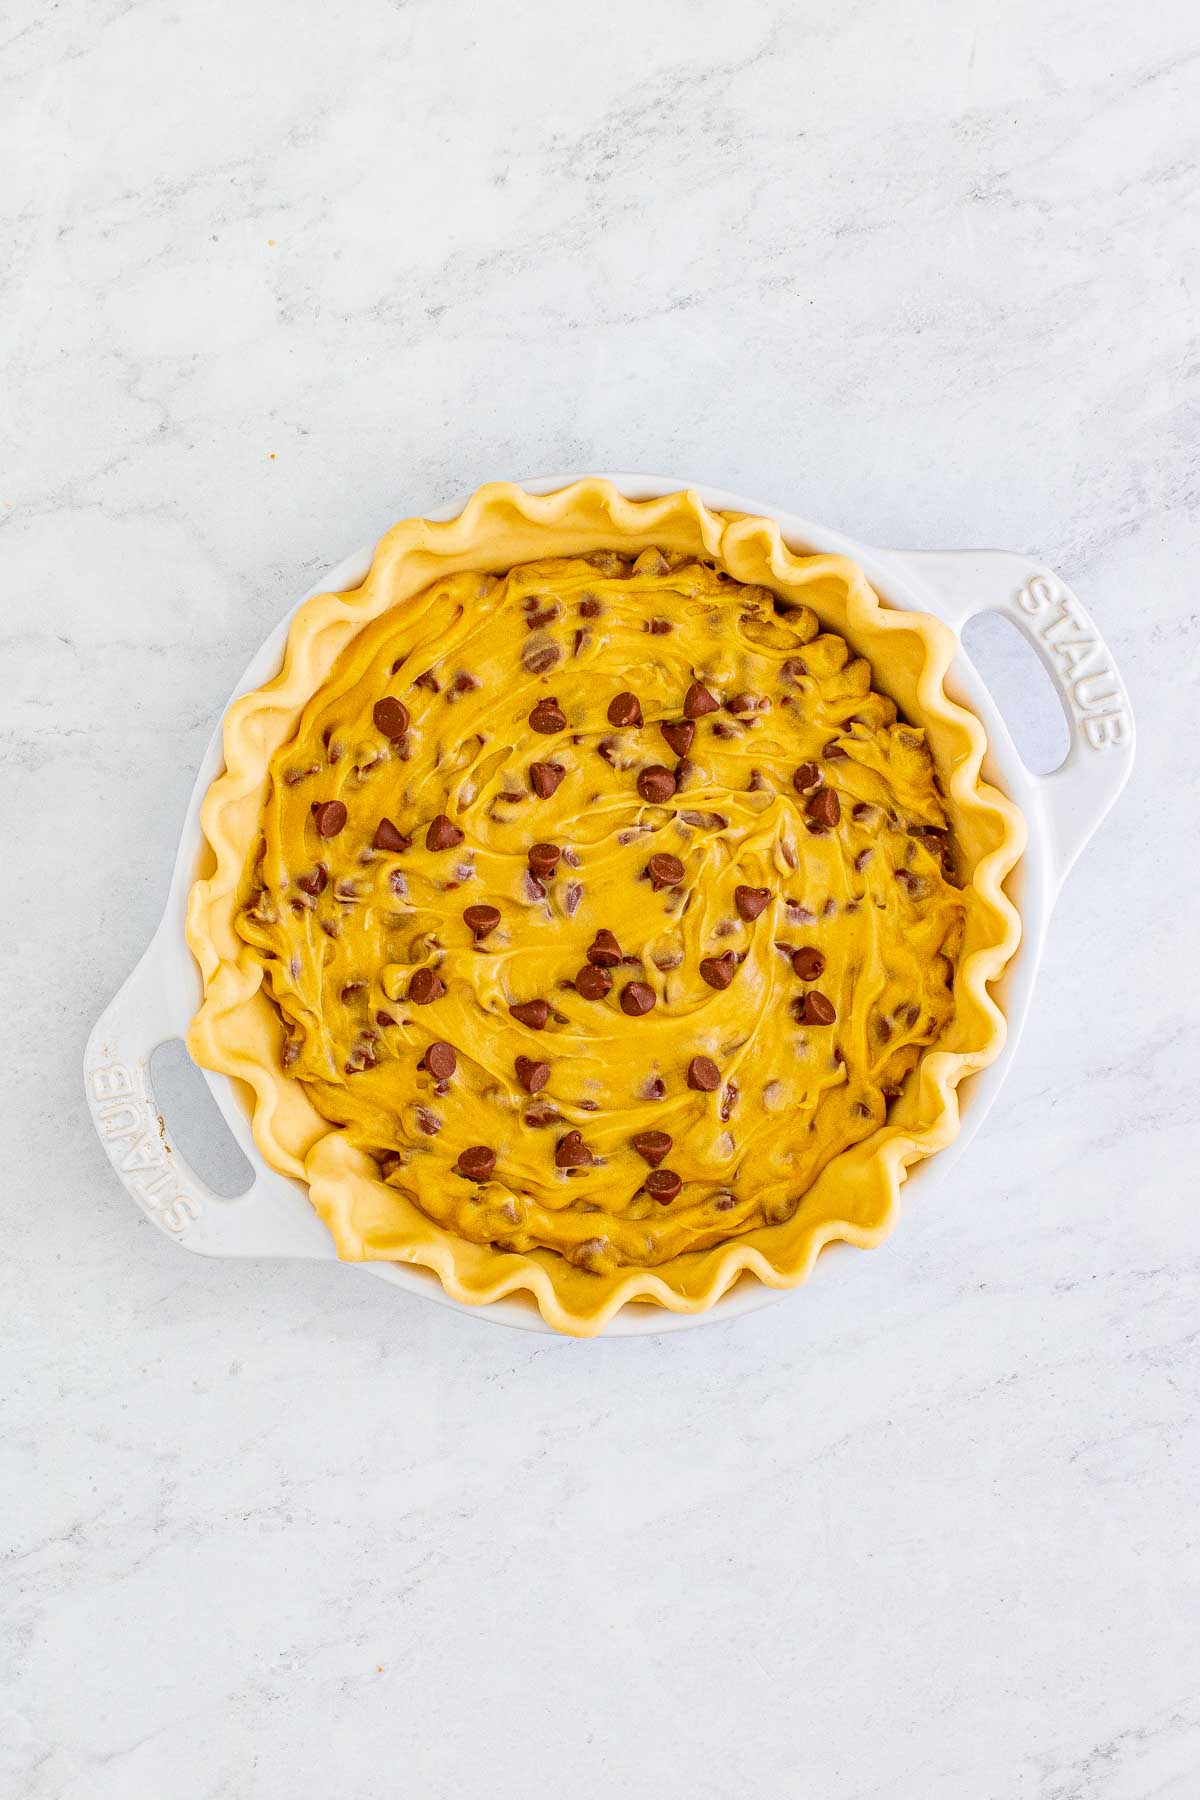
left=85, top=474, right=1134, bottom=1334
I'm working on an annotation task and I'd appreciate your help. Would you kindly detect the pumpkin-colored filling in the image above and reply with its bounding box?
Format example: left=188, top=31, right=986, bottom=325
left=236, top=549, right=965, bottom=1274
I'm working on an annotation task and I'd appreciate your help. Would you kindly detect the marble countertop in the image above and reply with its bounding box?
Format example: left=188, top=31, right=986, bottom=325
left=4, top=0, right=1199, bottom=1794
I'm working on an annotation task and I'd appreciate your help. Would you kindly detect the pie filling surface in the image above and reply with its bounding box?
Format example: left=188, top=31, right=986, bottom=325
left=236, top=549, right=967, bottom=1276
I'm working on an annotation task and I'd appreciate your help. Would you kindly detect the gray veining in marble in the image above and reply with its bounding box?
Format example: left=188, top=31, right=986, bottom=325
left=3, top=1, right=1199, bottom=1795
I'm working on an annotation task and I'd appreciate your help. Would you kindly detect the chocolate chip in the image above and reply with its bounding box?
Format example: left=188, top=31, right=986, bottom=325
left=555, top=1130, right=593, bottom=1169
left=414, top=671, right=439, bottom=692
left=372, top=696, right=410, bottom=740
left=647, top=618, right=672, bottom=636
left=823, top=739, right=850, bottom=759
left=530, top=760, right=565, bottom=798
left=607, top=691, right=643, bottom=727
left=720, top=1081, right=739, bottom=1122
left=792, top=762, right=821, bottom=795
left=852, top=801, right=878, bottom=823
left=579, top=596, right=602, bottom=618
left=523, top=639, right=561, bottom=675
left=456, top=1146, right=495, bottom=1181
left=373, top=818, right=411, bottom=853
left=620, top=980, right=656, bottom=1016
left=587, top=928, right=623, bottom=966
left=734, top=885, right=771, bottom=921
left=637, top=765, right=677, bottom=804
left=509, top=999, right=549, bottom=1029
left=375, top=1011, right=396, bottom=1028
left=687, top=1055, right=720, bottom=1091
left=726, top=692, right=757, bottom=714
left=296, top=863, right=328, bottom=896
left=409, top=968, right=446, bottom=1004
left=529, top=697, right=566, bottom=733
left=311, top=800, right=347, bottom=837
left=522, top=1103, right=559, bottom=1129
left=791, top=946, right=826, bottom=981
left=807, top=787, right=841, bottom=828
left=463, top=904, right=500, bottom=940
left=699, top=951, right=736, bottom=990
left=660, top=719, right=694, bottom=758
left=801, top=990, right=837, bottom=1024
left=632, top=1130, right=672, bottom=1167
left=575, top=964, right=612, bottom=1001
left=527, top=842, right=560, bottom=879
left=426, top=813, right=464, bottom=851
left=645, top=1169, right=682, bottom=1204
left=515, top=1056, right=550, bottom=1093
left=684, top=682, right=720, bottom=718
left=524, top=602, right=560, bottom=631
left=424, top=1041, right=456, bottom=1080
left=646, top=852, right=684, bottom=890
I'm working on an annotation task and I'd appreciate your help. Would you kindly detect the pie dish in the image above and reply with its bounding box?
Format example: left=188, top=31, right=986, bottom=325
left=184, top=480, right=1026, bottom=1335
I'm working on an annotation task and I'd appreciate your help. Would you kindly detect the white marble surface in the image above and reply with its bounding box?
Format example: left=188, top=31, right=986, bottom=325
left=3, top=1, right=1199, bottom=1794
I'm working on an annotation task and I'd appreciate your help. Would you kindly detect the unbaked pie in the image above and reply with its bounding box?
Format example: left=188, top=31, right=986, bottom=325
left=188, top=482, right=1023, bottom=1334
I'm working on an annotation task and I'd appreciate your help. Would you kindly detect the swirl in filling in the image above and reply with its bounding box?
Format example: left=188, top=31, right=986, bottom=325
left=237, top=550, right=965, bottom=1273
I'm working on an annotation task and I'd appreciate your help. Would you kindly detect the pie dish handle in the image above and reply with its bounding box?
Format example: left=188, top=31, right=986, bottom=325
left=883, top=549, right=1135, bottom=890
left=84, top=922, right=332, bottom=1258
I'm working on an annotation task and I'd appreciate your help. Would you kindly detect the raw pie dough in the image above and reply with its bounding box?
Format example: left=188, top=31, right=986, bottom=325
left=188, top=483, right=1024, bottom=1335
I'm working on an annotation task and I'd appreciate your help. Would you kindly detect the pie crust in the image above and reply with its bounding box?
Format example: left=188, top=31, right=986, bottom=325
left=186, top=480, right=1024, bottom=1336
